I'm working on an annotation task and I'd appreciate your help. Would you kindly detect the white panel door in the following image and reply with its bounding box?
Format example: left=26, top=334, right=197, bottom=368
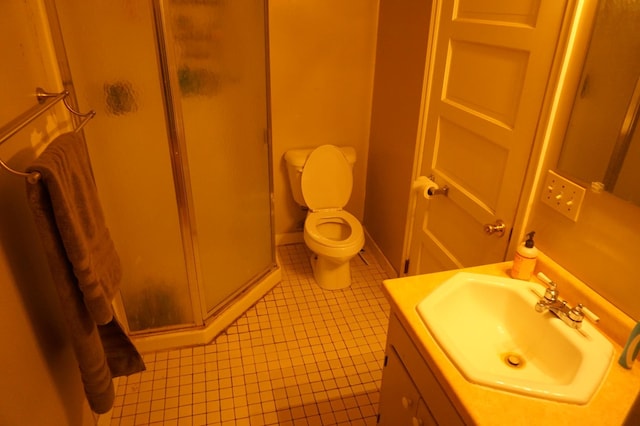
left=408, top=0, right=569, bottom=274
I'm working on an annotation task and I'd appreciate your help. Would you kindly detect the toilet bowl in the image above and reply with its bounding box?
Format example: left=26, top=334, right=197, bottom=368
left=284, top=144, right=365, bottom=290
left=304, top=210, right=364, bottom=290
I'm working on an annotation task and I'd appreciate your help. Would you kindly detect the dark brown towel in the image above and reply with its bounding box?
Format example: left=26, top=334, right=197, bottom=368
left=26, top=132, right=145, bottom=413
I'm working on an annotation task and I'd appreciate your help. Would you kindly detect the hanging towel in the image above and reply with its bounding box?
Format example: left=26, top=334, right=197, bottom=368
left=26, top=132, right=145, bottom=413
left=27, top=132, right=120, bottom=325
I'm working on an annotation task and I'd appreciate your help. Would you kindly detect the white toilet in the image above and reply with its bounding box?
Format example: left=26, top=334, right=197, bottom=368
left=284, top=145, right=365, bottom=290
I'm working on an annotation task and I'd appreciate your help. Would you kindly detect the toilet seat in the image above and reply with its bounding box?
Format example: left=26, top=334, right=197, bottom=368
left=304, top=210, right=363, bottom=250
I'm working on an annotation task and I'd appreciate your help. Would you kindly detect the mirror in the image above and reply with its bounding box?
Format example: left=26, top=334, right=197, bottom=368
left=557, top=0, right=640, bottom=206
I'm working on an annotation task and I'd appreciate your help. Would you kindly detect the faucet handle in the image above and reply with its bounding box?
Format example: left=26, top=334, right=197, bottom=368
left=536, top=272, right=559, bottom=301
left=537, top=272, right=555, bottom=286
left=572, top=304, right=600, bottom=323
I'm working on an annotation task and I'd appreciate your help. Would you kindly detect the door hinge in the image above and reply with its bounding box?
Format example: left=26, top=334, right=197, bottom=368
left=377, top=413, right=381, bottom=424
left=383, top=355, right=388, bottom=367
left=403, top=259, right=410, bottom=274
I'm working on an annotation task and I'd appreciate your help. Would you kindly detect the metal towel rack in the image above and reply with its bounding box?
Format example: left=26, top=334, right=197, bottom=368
left=0, top=87, right=96, bottom=183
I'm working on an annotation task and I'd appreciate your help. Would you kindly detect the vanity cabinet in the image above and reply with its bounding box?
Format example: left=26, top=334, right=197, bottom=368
left=378, top=347, right=437, bottom=425
left=378, top=313, right=464, bottom=425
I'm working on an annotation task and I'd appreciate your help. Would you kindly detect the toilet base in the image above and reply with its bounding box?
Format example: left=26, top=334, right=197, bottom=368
left=310, top=254, right=352, bottom=290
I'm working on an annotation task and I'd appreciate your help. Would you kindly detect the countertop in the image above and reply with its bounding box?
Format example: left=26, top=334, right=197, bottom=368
left=382, top=255, right=640, bottom=425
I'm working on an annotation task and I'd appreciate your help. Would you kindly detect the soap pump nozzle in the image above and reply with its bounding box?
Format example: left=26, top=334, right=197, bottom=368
left=524, top=231, right=536, bottom=248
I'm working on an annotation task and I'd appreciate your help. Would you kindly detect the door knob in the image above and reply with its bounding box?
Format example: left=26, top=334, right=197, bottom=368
left=484, top=220, right=506, bottom=237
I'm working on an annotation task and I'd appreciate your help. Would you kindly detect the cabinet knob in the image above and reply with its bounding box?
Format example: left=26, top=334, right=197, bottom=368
left=412, top=417, right=424, bottom=426
left=402, top=396, right=413, bottom=409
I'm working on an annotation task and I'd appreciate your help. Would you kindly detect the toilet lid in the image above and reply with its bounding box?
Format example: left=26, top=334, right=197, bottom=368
left=301, top=145, right=353, bottom=210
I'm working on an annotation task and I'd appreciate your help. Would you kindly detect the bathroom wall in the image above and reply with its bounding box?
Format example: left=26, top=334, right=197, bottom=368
left=364, top=0, right=433, bottom=275
left=520, top=0, right=640, bottom=322
left=522, top=16, right=640, bottom=321
left=0, top=2, right=95, bottom=425
left=269, top=0, right=379, bottom=239
left=529, top=189, right=640, bottom=321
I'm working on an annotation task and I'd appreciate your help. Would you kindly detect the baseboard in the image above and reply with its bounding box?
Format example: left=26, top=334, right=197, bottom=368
left=276, top=232, right=304, bottom=246
left=363, top=229, right=399, bottom=278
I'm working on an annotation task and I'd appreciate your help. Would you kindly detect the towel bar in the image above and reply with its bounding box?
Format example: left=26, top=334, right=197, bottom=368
left=0, top=87, right=96, bottom=183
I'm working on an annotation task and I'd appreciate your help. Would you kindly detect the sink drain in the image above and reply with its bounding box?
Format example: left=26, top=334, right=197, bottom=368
left=502, top=352, right=526, bottom=369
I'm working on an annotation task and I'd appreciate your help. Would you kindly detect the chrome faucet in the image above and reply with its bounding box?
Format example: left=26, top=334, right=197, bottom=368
left=534, top=272, right=599, bottom=329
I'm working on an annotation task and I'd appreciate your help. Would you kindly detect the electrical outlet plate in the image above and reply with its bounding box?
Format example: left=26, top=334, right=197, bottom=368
left=541, top=170, right=586, bottom=222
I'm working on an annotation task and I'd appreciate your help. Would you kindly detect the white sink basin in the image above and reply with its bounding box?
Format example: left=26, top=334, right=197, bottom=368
left=416, top=272, right=613, bottom=404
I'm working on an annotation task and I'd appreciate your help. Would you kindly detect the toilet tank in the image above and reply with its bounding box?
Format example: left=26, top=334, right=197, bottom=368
left=284, top=146, right=356, bottom=207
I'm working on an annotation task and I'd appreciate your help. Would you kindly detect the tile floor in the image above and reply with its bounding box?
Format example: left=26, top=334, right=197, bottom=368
left=108, top=243, right=392, bottom=425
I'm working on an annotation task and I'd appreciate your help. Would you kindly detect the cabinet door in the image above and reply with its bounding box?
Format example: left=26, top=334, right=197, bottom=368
left=413, top=398, right=437, bottom=426
left=378, top=347, right=422, bottom=425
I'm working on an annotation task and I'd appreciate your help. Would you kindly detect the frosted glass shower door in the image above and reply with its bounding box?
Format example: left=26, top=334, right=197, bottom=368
left=165, top=0, right=274, bottom=314
left=54, top=1, right=196, bottom=331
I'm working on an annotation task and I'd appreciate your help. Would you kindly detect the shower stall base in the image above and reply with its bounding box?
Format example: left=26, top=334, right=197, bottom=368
left=123, top=267, right=280, bottom=354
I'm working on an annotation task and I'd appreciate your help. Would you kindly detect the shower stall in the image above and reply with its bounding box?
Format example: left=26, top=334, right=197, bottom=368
left=47, top=0, right=278, bottom=350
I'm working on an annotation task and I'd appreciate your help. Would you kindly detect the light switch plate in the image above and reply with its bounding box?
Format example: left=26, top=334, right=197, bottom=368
left=541, top=170, right=586, bottom=222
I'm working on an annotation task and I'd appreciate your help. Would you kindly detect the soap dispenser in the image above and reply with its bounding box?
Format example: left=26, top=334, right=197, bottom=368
left=511, top=231, right=538, bottom=280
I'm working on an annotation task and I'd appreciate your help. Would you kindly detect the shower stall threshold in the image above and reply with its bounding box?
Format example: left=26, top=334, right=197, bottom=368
left=129, top=266, right=281, bottom=353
